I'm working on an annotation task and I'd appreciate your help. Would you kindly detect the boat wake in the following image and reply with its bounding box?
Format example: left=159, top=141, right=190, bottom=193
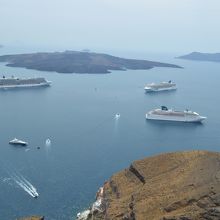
left=1, top=177, right=12, bottom=184
left=0, top=162, right=39, bottom=198
left=10, top=172, right=39, bottom=198
left=45, top=138, right=52, bottom=155
left=114, top=114, right=120, bottom=135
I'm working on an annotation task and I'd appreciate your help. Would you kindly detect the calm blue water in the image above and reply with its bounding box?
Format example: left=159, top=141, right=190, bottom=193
left=0, top=47, right=219, bottom=220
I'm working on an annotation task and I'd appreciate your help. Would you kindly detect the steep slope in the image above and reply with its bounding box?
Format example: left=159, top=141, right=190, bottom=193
left=79, top=151, right=220, bottom=220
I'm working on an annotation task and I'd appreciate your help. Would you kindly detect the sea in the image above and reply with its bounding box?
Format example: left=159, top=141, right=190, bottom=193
left=0, top=46, right=219, bottom=220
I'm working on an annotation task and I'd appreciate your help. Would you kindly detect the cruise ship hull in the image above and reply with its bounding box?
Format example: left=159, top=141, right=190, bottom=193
left=144, top=86, right=177, bottom=92
left=146, top=113, right=206, bottom=123
left=9, top=140, right=28, bottom=146
left=0, top=81, right=51, bottom=89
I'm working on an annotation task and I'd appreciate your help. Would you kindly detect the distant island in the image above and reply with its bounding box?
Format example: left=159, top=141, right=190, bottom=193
left=77, top=150, right=220, bottom=220
left=178, top=52, right=220, bottom=62
left=0, top=51, right=181, bottom=74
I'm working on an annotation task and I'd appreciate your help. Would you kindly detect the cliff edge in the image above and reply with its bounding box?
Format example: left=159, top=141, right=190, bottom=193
left=78, top=151, right=220, bottom=220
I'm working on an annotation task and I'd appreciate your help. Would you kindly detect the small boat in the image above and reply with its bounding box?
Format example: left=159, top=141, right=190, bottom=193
left=144, top=80, right=177, bottom=92
left=32, top=191, right=39, bottom=198
left=146, top=106, right=206, bottom=123
left=45, top=138, right=51, bottom=146
left=9, top=138, right=28, bottom=146
left=115, top=113, right=120, bottom=119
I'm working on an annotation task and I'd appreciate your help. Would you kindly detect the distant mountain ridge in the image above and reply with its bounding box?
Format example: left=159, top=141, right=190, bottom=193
left=178, top=52, right=220, bottom=62
left=0, top=50, right=181, bottom=74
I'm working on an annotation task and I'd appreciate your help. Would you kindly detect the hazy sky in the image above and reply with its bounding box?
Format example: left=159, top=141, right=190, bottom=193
left=1, top=0, right=220, bottom=53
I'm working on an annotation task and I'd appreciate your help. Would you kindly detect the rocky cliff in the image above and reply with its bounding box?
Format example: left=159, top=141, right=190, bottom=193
left=78, top=151, right=220, bottom=220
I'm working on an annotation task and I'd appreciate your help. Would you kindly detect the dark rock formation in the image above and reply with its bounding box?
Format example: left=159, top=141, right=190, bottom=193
left=84, top=151, right=220, bottom=220
left=129, top=164, right=145, bottom=184
left=0, top=51, right=181, bottom=74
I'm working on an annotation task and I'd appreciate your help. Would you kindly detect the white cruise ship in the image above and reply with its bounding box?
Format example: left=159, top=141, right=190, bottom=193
left=9, top=138, right=28, bottom=146
left=144, top=80, right=176, bottom=92
left=146, top=106, right=206, bottom=122
left=0, top=76, right=51, bottom=89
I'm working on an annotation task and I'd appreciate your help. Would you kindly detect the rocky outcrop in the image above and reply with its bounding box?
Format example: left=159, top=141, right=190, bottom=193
left=78, top=151, right=220, bottom=220
left=76, top=186, right=106, bottom=220
left=18, top=216, right=44, bottom=220
left=129, top=164, right=145, bottom=184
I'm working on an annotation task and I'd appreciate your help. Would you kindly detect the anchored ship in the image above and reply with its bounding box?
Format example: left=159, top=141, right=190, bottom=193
left=146, top=106, right=206, bottom=122
left=9, top=138, right=28, bottom=146
left=144, top=80, right=176, bottom=92
left=0, top=76, right=51, bottom=89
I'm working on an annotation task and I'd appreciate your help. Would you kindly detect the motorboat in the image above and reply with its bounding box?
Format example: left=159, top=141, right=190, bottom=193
left=9, top=138, right=28, bottom=146
left=45, top=138, right=51, bottom=146
left=115, top=113, right=120, bottom=119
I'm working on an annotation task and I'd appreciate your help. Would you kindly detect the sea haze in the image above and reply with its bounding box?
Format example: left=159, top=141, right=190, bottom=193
left=0, top=48, right=219, bottom=219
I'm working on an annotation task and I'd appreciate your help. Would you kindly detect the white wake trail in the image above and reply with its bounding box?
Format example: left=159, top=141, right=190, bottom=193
left=14, top=179, right=36, bottom=198
left=12, top=173, right=34, bottom=192
left=19, top=175, right=38, bottom=194
left=10, top=172, right=39, bottom=198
